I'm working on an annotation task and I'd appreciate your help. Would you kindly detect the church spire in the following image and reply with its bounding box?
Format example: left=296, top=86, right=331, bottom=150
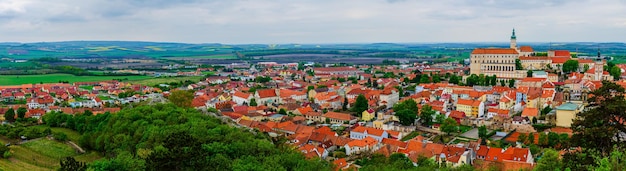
left=511, top=28, right=516, bottom=39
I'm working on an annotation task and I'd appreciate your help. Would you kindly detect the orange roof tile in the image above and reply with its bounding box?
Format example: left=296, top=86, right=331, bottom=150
left=520, top=46, right=533, bottom=52
left=381, top=138, right=407, bottom=148
left=256, top=89, right=277, bottom=98
left=233, top=91, right=251, bottom=99
left=352, top=126, right=385, bottom=137
left=323, top=112, right=353, bottom=121
left=521, top=108, right=539, bottom=117
left=471, top=48, right=519, bottom=54
left=551, top=57, right=570, bottom=64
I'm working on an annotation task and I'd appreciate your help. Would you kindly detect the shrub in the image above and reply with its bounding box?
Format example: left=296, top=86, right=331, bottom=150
left=54, top=132, right=68, bottom=142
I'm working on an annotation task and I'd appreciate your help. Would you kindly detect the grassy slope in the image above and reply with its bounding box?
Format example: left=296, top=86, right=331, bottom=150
left=0, top=127, right=102, bottom=171
left=0, top=74, right=152, bottom=85
left=31, top=126, right=82, bottom=142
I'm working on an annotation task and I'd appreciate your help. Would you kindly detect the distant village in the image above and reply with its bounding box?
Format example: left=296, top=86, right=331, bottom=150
left=3, top=32, right=626, bottom=170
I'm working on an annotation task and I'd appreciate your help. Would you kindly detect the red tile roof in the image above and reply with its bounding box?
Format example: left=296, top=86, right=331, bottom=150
left=323, top=112, right=353, bottom=121
left=553, top=50, right=570, bottom=57
left=520, top=46, right=533, bottom=52
left=256, top=89, right=277, bottom=98
left=551, top=57, right=570, bottom=64
left=352, top=126, right=385, bottom=137
left=449, top=110, right=466, bottom=119
left=521, top=108, right=539, bottom=117
left=471, top=48, right=519, bottom=54
left=233, top=91, right=251, bottom=99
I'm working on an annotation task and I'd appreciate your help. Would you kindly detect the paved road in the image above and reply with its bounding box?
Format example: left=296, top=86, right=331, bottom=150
left=459, top=128, right=479, bottom=139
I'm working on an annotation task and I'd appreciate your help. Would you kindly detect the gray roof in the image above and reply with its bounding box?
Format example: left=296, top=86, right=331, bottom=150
left=556, top=102, right=579, bottom=111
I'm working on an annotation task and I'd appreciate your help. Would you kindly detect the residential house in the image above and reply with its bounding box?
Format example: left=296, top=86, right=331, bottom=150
left=322, top=112, right=356, bottom=124
left=361, top=109, right=376, bottom=121
left=303, top=111, right=324, bottom=123
left=521, top=107, right=539, bottom=120
left=255, top=89, right=279, bottom=105
left=232, top=91, right=253, bottom=106
left=344, top=136, right=380, bottom=155
left=456, top=99, right=484, bottom=118
left=350, top=126, right=389, bottom=142
left=555, top=102, right=582, bottom=128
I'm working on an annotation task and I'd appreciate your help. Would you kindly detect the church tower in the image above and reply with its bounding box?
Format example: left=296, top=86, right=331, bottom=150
left=510, top=28, right=517, bottom=51
left=594, top=48, right=603, bottom=80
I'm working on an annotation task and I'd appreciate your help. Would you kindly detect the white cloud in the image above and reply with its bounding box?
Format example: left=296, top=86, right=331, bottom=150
left=0, top=0, right=624, bottom=43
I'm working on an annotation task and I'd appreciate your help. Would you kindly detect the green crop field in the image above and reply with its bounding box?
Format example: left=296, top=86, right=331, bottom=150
left=125, top=76, right=204, bottom=86
left=0, top=62, right=36, bottom=68
left=0, top=74, right=152, bottom=85
left=163, top=54, right=237, bottom=60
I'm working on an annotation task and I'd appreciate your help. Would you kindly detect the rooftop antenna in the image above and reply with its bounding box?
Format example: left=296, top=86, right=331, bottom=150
left=549, top=42, right=552, bottom=51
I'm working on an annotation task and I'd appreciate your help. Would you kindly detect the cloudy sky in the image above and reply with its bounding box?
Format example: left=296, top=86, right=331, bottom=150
left=1, top=0, right=625, bottom=44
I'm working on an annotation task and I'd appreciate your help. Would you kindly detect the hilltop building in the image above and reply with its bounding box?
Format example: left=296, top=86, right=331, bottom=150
left=469, top=29, right=610, bottom=82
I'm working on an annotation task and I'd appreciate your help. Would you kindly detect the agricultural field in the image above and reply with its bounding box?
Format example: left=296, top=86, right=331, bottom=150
left=125, top=76, right=204, bottom=86
left=0, top=62, right=36, bottom=68
left=0, top=74, right=152, bottom=86
left=163, top=54, right=237, bottom=60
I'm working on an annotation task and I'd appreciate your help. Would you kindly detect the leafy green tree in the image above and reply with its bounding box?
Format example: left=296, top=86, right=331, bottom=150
left=440, top=118, right=458, bottom=135
left=167, top=90, right=194, bottom=108
left=562, top=60, right=579, bottom=73
left=449, top=75, right=460, bottom=84
left=500, top=80, right=505, bottom=87
left=435, top=114, right=445, bottom=124
left=527, top=133, right=535, bottom=145
left=518, top=133, right=527, bottom=144
left=538, top=133, right=548, bottom=146
left=610, top=65, right=621, bottom=80
left=419, top=105, right=435, bottom=127
left=395, top=109, right=417, bottom=126
left=534, top=149, right=562, bottom=171
left=527, top=70, right=534, bottom=77
left=541, top=106, right=552, bottom=115
left=342, top=97, right=348, bottom=111
left=478, top=125, right=488, bottom=144
left=54, top=132, right=68, bottom=142
left=60, top=156, right=87, bottom=171
left=571, top=80, right=626, bottom=155
left=393, top=99, right=419, bottom=113
left=17, top=107, right=27, bottom=119
left=515, top=59, right=523, bottom=70
left=0, top=145, right=9, bottom=159
left=249, top=98, right=257, bottom=106
left=278, top=108, right=287, bottom=115
left=420, top=76, right=430, bottom=83
left=490, top=75, right=497, bottom=86
left=583, top=64, right=590, bottom=72
left=593, top=149, right=626, bottom=171
left=466, top=74, right=479, bottom=86
left=351, top=94, right=369, bottom=117
left=508, top=79, right=515, bottom=88
left=432, top=75, right=441, bottom=83
left=4, top=108, right=15, bottom=122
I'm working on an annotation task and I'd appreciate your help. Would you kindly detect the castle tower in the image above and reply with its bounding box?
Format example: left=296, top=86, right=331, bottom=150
left=510, top=28, right=517, bottom=50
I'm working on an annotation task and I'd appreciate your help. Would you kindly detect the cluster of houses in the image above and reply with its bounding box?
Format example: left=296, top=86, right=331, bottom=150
left=175, top=62, right=545, bottom=170
left=4, top=56, right=626, bottom=170
left=0, top=81, right=162, bottom=120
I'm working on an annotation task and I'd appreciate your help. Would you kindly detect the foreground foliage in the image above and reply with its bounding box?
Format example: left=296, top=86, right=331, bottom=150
left=44, top=103, right=331, bottom=171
